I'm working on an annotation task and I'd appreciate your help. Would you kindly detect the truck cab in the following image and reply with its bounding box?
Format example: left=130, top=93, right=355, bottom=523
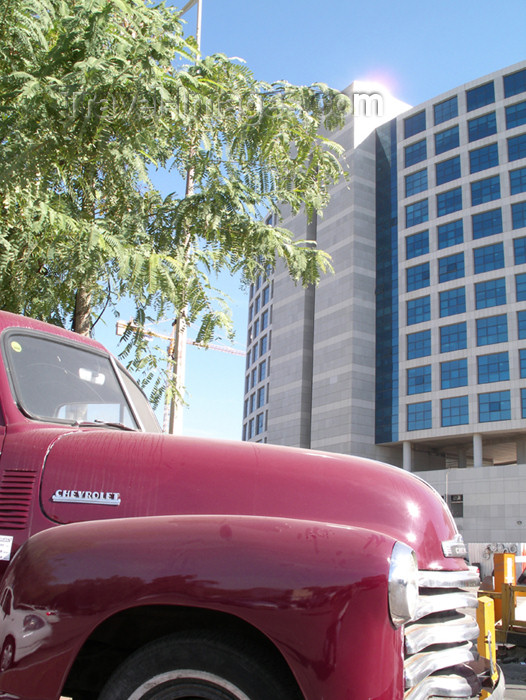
left=0, top=311, right=504, bottom=700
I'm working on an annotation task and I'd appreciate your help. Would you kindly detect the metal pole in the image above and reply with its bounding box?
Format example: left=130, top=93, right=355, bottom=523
left=165, top=0, right=202, bottom=434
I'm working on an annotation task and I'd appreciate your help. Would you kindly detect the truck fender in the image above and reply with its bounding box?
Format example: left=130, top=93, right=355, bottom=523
left=0, top=514, right=403, bottom=700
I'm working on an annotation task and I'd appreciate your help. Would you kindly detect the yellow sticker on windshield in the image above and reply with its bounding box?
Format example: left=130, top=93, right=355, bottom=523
left=10, top=341, right=22, bottom=353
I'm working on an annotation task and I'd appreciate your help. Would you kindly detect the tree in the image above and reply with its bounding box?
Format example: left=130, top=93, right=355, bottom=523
left=0, top=0, right=350, bottom=403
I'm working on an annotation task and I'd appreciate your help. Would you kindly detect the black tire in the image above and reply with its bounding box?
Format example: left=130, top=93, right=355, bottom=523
left=0, top=637, right=15, bottom=672
left=98, top=631, right=298, bottom=700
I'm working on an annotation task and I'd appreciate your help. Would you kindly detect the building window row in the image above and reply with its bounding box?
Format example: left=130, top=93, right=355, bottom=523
left=407, top=386, right=523, bottom=430
left=406, top=350, right=514, bottom=395
left=405, top=245, right=526, bottom=292
left=402, top=68, right=526, bottom=141
left=408, top=311, right=526, bottom=359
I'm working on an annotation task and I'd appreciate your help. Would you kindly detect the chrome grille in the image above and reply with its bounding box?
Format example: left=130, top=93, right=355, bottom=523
left=404, top=567, right=481, bottom=700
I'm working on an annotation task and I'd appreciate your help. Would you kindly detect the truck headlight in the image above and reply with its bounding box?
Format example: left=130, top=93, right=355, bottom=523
left=388, top=541, right=419, bottom=628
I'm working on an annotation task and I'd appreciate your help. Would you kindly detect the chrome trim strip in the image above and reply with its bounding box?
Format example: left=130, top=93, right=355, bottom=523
left=418, top=568, right=479, bottom=589
left=404, top=643, right=475, bottom=688
left=404, top=673, right=480, bottom=700
left=414, top=590, right=478, bottom=618
left=405, top=614, right=479, bottom=654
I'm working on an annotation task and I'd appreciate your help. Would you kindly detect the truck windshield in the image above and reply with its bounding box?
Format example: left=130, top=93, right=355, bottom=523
left=3, top=331, right=160, bottom=432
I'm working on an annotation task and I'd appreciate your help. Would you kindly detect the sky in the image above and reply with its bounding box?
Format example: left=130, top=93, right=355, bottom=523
left=95, top=0, right=526, bottom=440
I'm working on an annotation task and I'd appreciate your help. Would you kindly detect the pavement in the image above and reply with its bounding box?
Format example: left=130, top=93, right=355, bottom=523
left=498, top=646, right=526, bottom=698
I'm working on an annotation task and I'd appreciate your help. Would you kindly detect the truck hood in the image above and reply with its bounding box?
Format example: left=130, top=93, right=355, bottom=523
left=40, top=429, right=460, bottom=570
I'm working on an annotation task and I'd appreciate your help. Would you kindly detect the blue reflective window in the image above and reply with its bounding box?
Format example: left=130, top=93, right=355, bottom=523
left=476, top=315, right=508, bottom=346
left=510, top=167, right=526, bottom=195
left=512, top=201, right=526, bottom=229
left=407, top=401, right=432, bottom=430
left=407, top=296, right=430, bottom=325
left=435, top=126, right=459, bottom=155
left=514, top=236, right=526, bottom=263
left=440, top=322, right=467, bottom=352
left=471, top=175, right=500, bottom=206
left=516, top=272, right=526, bottom=301
left=522, top=389, right=526, bottom=418
left=441, top=396, right=469, bottom=426
left=505, top=69, right=526, bottom=98
left=407, top=330, right=431, bottom=359
left=438, top=219, right=463, bottom=249
left=439, top=287, right=466, bottom=317
left=407, top=365, right=431, bottom=394
left=477, top=352, right=509, bottom=383
left=260, top=334, right=268, bottom=355
left=407, top=262, right=430, bottom=291
left=405, top=139, right=427, bottom=167
left=404, top=110, right=426, bottom=139
left=475, top=278, right=506, bottom=309
left=520, top=349, right=526, bottom=378
left=468, top=112, right=497, bottom=142
left=261, top=309, right=269, bottom=330
left=479, top=390, right=511, bottom=422
left=436, top=156, right=461, bottom=185
left=437, top=187, right=462, bottom=216
left=473, top=242, right=504, bottom=273
left=469, top=143, right=499, bottom=174
left=257, top=386, right=266, bottom=408
left=405, top=169, right=428, bottom=197
left=519, top=310, right=526, bottom=339
left=441, top=358, right=468, bottom=389
left=438, top=252, right=464, bottom=283
left=508, top=133, right=526, bottom=161
left=472, top=208, right=502, bottom=239
left=434, top=96, right=458, bottom=125
left=506, top=101, right=526, bottom=129
left=466, top=81, right=495, bottom=112
left=406, top=230, right=429, bottom=259
left=406, top=199, right=428, bottom=227
left=258, top=359, right=267, bottom=381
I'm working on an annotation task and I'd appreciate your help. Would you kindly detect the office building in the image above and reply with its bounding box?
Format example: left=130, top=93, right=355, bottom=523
left=242, top=61, right=526, bottom=545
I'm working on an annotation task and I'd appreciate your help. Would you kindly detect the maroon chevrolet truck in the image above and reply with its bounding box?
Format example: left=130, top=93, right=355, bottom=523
left=0, top=311, right=503, bottom=700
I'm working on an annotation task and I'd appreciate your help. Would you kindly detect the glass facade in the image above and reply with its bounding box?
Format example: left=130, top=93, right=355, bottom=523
left=470, top=143, right=499, bottom=173
left=406, top=199, right=429, bottom=227
left=407, top=329, right=431, bottom=359
left=407, top=296, right=430, bottom=325
left=407, top=401, right=432, bottom=430
left=472, top=208, right=502, bottom=239
left=479, top=390, right=511, bottom=422
left=475, top=278, right=506, bottom=309
left=441, top=358, right=468, bottom=388
left=471, top=175, right=500, bottom=205
left=436, top=156, right=461, bottom=185
left=438, top=219, right=463, bottom=249
left=407, top=365, right=432, bottom=394
left=437, top=187, right=462, bottom=216
left=505, top=101, right=526, bottom=129
left=405, top=168, right=428, bottom=197
left=404, top=110, right=426, bottom=138
left=440, top=322, right=467, bottom=352
left=476, top=314, right=508, bottom=345
left=477, top=352, right=509, bottom=383
left=466, top=81, right=495, bottom=111
left=473, top=242, right=505, bottom=273
left=434, top=96, right=458, bottom=125
left=441, top=396, right=469, bottom=426
left=406, top=230, right=429, bottom=259
left=504, top=68, right=526, bottom=98
left=435, top=125, right=459, bottom=154
left=439, top=287, right=466, bottom=317
left=407, top=262, right=430, bottom=291
left=512, top=201, right=526, bottom=229
left=508, top=133, right=526, bottom=161
left=468, top=112, right=497, bottom=142
left=405, top=139, right=427, bottom=166
left=438, top=252, right=464, bottom=282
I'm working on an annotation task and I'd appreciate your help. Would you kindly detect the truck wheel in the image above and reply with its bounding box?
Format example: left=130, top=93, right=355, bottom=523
left=98, top=631, right=298, bottom=700
left=0, top=638, right=15, bottom=672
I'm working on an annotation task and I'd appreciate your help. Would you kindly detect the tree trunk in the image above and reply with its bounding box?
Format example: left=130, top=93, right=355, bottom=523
left=73, top=287, right=92, bottom=336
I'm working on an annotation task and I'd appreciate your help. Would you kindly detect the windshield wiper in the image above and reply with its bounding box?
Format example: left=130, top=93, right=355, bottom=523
left=75, top=420, right=137, bottom=432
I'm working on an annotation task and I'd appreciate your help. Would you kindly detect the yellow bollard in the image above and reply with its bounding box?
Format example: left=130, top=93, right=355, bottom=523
left=477, top=595, right=498, bottom=697
left=493, top=552, right=515, bottom=620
